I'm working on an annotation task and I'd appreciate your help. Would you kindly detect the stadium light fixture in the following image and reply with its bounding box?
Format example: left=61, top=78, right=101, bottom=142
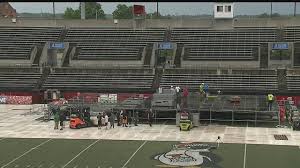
left=270, top=2, right=272, bottom=17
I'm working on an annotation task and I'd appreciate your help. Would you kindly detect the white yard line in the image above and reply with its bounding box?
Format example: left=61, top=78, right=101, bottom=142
left=122, top=141, right=147, bottom=168
left=1, top=138, right=52, bottom=168
left=243, top=122, right=248, bottom=168
left=62, top=139, right=101, bottom=168
left=243, top=143, right=247, bottom=168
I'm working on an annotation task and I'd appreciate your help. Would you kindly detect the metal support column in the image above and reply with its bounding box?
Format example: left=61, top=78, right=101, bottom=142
left=209, top=108, right=212, bottom=124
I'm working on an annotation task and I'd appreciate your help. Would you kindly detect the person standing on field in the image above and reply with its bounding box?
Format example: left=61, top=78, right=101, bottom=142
left=109, top=112, right=115, bottom=129
left=54, top=111, right=59, bottom=130
left=97, top=112, right=102, bottom=129
left=104, top=113, right=109, bottom=129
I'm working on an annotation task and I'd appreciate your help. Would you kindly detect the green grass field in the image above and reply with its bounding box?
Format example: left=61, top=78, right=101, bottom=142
left=0, top=138, right=299, bottom=168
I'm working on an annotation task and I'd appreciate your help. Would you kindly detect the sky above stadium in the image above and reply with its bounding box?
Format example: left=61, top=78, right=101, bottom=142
left=10, top=2, right=300, bottom=16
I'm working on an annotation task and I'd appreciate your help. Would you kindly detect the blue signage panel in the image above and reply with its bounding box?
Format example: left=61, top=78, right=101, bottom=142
left=159, top=42, right=173, bottom=49
left=49, top=42, right=65, bottom=49
left=0, top=96, right=6, bottom=104
left=272, top=43, right=288, bottom=50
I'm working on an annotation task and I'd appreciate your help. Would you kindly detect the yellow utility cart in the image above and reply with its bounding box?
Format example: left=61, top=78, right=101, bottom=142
left=179, top=111, right=193, bottom=131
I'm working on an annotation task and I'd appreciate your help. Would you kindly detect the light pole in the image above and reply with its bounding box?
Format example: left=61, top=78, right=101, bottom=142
left=96, top=10, right=98, bottom=20
left=270, top=2, right=273, bottom=17
left=294, top=2, right=297, bottom=17
left=156, top=2, right=159, bottom=17
left=52, top=2, right=55, bottom=19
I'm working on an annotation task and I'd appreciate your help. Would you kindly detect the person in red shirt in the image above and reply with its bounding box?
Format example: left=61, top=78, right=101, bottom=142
left=182, top=87, right=189, bottom=108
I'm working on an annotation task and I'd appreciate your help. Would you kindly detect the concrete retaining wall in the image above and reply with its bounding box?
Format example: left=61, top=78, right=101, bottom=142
left=1, top=17, right=300, bottom=28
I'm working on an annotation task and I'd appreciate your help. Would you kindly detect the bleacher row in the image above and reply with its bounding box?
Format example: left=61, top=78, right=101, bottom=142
left=65, top=27, right=165, bottom=60
left=0, top=67, right=299, bottom=92
left=160, top=69, right=279, bottom=92
left=0, top=27, right=62, bottom=60
left=43, top=72, right=155, bottom=90
left=0, top=26, right=299, bottom=61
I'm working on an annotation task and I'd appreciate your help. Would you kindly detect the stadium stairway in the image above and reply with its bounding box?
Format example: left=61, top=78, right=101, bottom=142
left=35, top=67, right=51, bottom=90
left=277, top=68, right=287, bottom=93
left=32, top=42, right=46, bottom=66
left=260, top=43, right=269, bottom=68
left=58, top=28, right=68, bottom=42
left=164, top=29, right=172, bottom=42
left=143, top=44, right=154, bottom=66
left=276, top=28, right=284, bottom=42
left=62, top=43, right=76, bottom=67
left=294, top=42, right=300, bottom=67
left=174, top=44, right=183, bottom=68
left=152, top=67, right=163, bottom=91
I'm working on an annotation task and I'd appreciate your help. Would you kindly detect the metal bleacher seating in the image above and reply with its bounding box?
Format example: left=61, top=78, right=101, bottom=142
left=283, top=26, right=300, bottom=42
left=0, top=67, right=41, bottom=90
left=64, top=27, right=166, bottom=60
left=160, top=68, right=278, bottom=92
left=171, top=27, right=277, bottom=61
left=43, top=68, right=155, bottom=91
left=286, top=69, right=300, bottom=91
left=0, top=27, right=62, bottom=60
left=287, top=75, right=300, bottom=91
left=185, top=46, right=259, bottom=61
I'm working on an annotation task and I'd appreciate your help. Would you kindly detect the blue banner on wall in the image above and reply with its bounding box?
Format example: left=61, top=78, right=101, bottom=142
left=158, top=42, right=173, bottom=49
left=49, top=42, right=65, bottom=49
left=272, top=43, right=288, bottom=50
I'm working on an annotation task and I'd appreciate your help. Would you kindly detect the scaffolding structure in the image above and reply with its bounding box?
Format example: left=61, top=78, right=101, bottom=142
left=198, top=95, right=280, bottom=125
left=43, top=92, right=280, bottom=126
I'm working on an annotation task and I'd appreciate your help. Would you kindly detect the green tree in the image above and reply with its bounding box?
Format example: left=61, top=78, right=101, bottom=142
left=63, top=7, right=80, bottom=19
left=112, top=4, right=133, bottom=19
left=85, top=2, right=105, bottom=19
left=63, top=2, right=105, bottom=19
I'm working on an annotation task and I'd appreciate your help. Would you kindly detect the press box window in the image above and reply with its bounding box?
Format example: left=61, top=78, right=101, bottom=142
left=225, top=6, right=231, bottom=12
left=217, top=6, right=223, bottom=12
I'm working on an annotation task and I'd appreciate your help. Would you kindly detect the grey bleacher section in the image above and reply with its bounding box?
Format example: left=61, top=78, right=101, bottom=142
left=185, top=46, right=259, bottom=61
left=64, top=27, right=166, bottom=61
left=286, top=75, right=300, bottom=91
left=0, top=67, right=42, bottom=90
left=286, top=70, right=300, bottom=91
left=160, top=68, right=278, bottom=92
left=43, top=68, right=155, bottom=91
left=171, top=27, right=276, bottom=64
left=0, top=27, right=62, bottom=60
left=283, top=26, right=300, bottom=42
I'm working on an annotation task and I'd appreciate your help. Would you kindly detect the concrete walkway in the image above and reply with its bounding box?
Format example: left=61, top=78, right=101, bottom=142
left=0, top=105, right=300, bottom=146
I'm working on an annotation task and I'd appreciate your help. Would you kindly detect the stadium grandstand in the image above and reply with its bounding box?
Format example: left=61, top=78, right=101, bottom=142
left=0, top=2, right=300, bottom=168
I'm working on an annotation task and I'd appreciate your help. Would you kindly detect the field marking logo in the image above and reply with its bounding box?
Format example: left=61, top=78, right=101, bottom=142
left=154, top=142, right=219, bottom=167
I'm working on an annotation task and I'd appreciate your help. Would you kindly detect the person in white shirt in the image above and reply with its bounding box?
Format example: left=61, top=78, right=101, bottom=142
left=175, top=86, right=180, bottom=93
left=104, top=113, right=109, bottom=130
left=216, top=136, right=223, bottom=148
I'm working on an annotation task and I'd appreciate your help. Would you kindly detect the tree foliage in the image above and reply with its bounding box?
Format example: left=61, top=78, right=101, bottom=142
left=63, top=2, right=105, bottom=19
left=85, top=2, right=105, bottom=19
left=63, top=7, right=80, bottom=19
left=112, top=4, right=133, bottom=19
